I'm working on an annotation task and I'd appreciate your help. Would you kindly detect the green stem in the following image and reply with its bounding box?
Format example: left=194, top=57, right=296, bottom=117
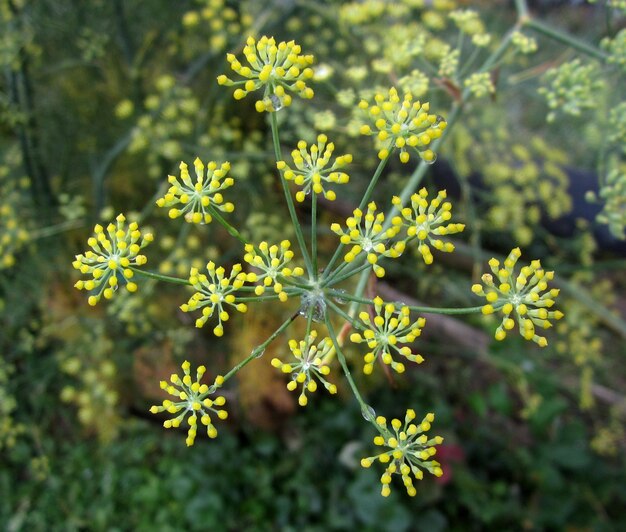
left=524, top=19, right=608, bottom=61
left=321, top=154, right=391, bottom=281
left=210, top=208, right=249, bottom=246
left=270, top=112, right=315, bottom=277
left=346, top=265, right=371, bottom=319
left=514, top=0, right=529, bottom=19
left=326, top=289, right=488, bottom=315
left=325, top=261, right=372, bottom=288
left=325, top=315, right=375, bottom=424
left=236, top=294, right=284, bottom=303
left=311, top=191, right=318, bottom=279
left=131, top=268, right=190, bottom=286
left=221, top=312, right=299, bottom=383
left=327, top=299, right=357, bottom=326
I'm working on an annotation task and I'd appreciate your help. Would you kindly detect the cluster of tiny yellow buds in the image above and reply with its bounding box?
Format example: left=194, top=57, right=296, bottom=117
left=350, top=296, right=425, bottom=375
left=276, top=134, right=352, bottom=202
left=0, top=202, right=29, bottom=269
left=449, top=9, right=486, bottom=35
left=156, top=159, right=234, bottom=224
left=358, top=87, right=446, bottom=163
left=73, top=214, right=153, bottom=306
left=217, top=35, right=314, bottom=112
left=471, top=248, right=564, bottom=346
left=361, top=410, right=443, bottom=497
left=270, top=331, right=337, bottom=406
left=330, top=202, right=405, bottom=278
left=149, top=361, right=227, bottom=446
left=391, top=189, right=465, bottom=265
left=464, top=72, right=496, bottom=99
left=511, top=31, right=538, bottom=54
left=181, top=262, right=253, bottom=335
left=243, top=240, right=304, bottom=301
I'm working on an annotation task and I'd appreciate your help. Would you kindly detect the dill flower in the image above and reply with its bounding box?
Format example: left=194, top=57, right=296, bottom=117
left=156, top=158, right=234, bottom=224
left=350, top=297, right=425, bottom=375
left=511, top=31, right=538, bottom=54
left=181, top=262, right=252, bottom=335
left=243, top=240, right=304, bottom=301
left=217, top=36, right=314, bottom=112
left=538, top=59, right=605, bottom=123
left=276, top=134, right=352, bottom=202
left=149, top=361, right=227, bottom=446
left=471, top=248, right=564, bottom=346
left=358, top=87, right=446, bottom=163
left=603, top=28, right=626, bottom=72
left=270, top=331, right=337, bottom=406
left=330, top=201, right=405, bottom=278
left=593, top=167, right=626, bottom=240
left=464, top=72, right=496, bottom=99
left=73, top=214, right=153, bottom=306
left=391, top=189, right=465, bottom=265
left=449, top=9, right=485, bottom=35
left=361, top=410, right=443, bottom=497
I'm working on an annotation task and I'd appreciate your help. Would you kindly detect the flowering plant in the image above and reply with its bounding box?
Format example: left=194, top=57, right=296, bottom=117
left=71, top=25, right=571, bottom=498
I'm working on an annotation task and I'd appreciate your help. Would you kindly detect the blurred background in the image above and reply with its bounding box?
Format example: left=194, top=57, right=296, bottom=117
left=1, top=0, right=625, bottom=530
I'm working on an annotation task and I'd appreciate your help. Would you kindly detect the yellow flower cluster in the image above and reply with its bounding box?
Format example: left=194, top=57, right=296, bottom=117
left=330, top=202, right=405, bottom=277
left=60, top=352, right=120, bottom=442
left=271, top=331, right=337, bottom=406
left=350, top=297, right=425, bottom=375
left=358, top=87, right=447, bottom=163
left=149, top=361, right=227, bottom=446
left=449, top=9, right=487, bottom=36
left=243, top=240, right=304, bottom=301
left=277, top=134, right=352, bottom=202
left=156, top=159, right=234, bottom=224
left=361, top=410, right=443, bottom=497
left=472, top=248, right=564, bottom=346
left=391, top=188, right=465, bottom=264
left=464, top=72, right=496, bottom=99
left=181, top=262, right=252, bottom=335
left=73, top=214, right=153, bottom=306
left=217, top=36, right=314, bottom=112
left=0, top=201, right=29, bottom=270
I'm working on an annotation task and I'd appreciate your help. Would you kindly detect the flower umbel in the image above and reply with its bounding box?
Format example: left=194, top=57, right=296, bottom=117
left=149, top=361, right=227, bottom=446
left=181, top=262, right=251, bottom=335
left=350, top=297, right=425, bottom=375
left=330, top=201, right=404, bottom=278
left=243, top=240, right=304, bottom=301
left=359, top=87, right=447, bottom=163
left=277, top=134, right=352, bottom=202
left=391, top=189, right=465, bottom=265
left=361, top=410, right=443, bottom=497
left=156, top=159, right=234, bottom=224
left=472, top=248, right=564, bottom=346
left=217, top=36, right=314, bottom=112
left=271, top=331, right=337, bottom=406
left=73, top=214, right=153, bottom=305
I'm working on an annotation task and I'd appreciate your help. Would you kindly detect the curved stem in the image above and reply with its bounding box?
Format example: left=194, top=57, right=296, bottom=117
left=325, top=315, right=376, bottom=424
left=209, top=208, right=248, bottom=246
left=221, top=312, right=299, bottom=383
left=270, top=112, right=315, bottom=277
